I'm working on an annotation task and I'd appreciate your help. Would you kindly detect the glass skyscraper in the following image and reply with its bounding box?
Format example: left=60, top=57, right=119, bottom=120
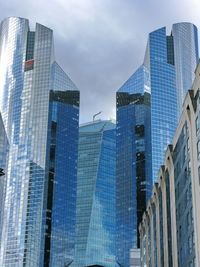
left=116, top=23, right=198, bottom=266
left=73, top=120, right=116, bottom=267
left=145, top=26, right=178, bottom=182
left=144, top=22, right=198, bottom=183
left=116, top=66, right=152, bottom=266
left=0, top=17, right=79, bottom=266
left=140, top=63, right=200, bottom=265
left=172, top=23, right=199, bottom=118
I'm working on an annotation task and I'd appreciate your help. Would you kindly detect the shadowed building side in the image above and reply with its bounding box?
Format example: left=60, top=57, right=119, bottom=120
left=116, top=65, right=152, bottom=267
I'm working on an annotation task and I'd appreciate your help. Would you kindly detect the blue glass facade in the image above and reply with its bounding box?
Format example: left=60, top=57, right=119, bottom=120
left=147, top=24, right=198, bottom=181
left=116, top=23, right=198, bottom=266
left=172, top=23, right=199, bottom=118
left=116, top=66, right=152, bottom=266
left=46, top=91, right=79, bottom=267
left=73, top=120, right=116, bottom=267
left=147, top=27, right=177, bottom=182
left=139, top=69, right=200, bottom=267
left=0, top=17, right=79, bottom=266
left=144, top=23, right=199, bottom=182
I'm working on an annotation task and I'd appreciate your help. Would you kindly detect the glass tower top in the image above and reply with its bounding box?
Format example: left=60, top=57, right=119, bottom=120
left=147, top=26, right=177, bottom=182
left=118, top=65, right=150, bottom=95
left=116, top=74, right=152, bottom=266
left=116, top=22, right=198, bottom=266
left=172, top=22, right=199, bottom=118
left=0, top=17, right=79, bottom=266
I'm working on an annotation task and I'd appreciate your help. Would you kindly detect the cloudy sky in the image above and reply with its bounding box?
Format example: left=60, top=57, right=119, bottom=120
left=1, top=0, right=200, bottom=123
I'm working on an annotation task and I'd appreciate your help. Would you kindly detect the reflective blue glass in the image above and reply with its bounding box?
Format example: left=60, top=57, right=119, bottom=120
left=73, top=120, right=116, bottom=267
left=172, top=23, right=199, bottom=118
left=47, top=99, right=79, bottom=267
left=118, top=65, right=150, bottom=95
left=148, top=27, right=177, bottom=182
left=116, top=66, right=152, bottom=266
left=0, top=17, right=79, bottom=266
left=116, top=23, right=198, bottom=266
left=145, top=23, right=198, bottom=181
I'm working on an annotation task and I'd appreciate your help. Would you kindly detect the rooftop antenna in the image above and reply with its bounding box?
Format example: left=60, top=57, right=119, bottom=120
left=93, top=111, right=102, bottom=121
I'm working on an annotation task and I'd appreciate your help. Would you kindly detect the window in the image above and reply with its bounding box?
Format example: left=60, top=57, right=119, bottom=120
left=187, top=138, right=190, bottom=152
left=195, top=116, right=199, bottom=134
left=197, top=141, right=200, bottom=159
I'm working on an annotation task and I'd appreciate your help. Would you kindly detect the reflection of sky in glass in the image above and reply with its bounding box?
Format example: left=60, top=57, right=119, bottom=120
left=116, top=94, right=152, bottom=266
left=49, top=100, right=79, bottom=267
left=116, top=22, right=198, bottom=266
left=172, top=23, right=198, bottom=118
left=0, top=17, right=79, bottom=267
left=73, top=120, right=117, bottom=267
left=148, top=26, right=177, bottom=182
left=118, top=65, right=150, bottom=94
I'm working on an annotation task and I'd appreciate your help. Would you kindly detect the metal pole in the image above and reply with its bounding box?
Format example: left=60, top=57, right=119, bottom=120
left=93, top=111, right=102, bottom=121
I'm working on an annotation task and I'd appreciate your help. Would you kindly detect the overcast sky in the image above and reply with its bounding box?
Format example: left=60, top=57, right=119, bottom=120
left=1, top=0, right=200, bottom=123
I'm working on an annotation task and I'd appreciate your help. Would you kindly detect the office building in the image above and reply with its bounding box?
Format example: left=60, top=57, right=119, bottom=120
left=144, top=22, right=198, bottom=183
left=172, top=23, right=199, bottom=118
left=0, top=17, right=79, bottom=266
left=116, top=66, right=152, bottom=266
left=73, top=120, right=116, bottom=267
left=116, top=23, right=198, bottom=266
left=139, top=60, right=200, bottom=267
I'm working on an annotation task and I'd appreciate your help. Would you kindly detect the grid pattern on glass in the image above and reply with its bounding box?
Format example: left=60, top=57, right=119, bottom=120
left=116, top=23, right=198, bottom=266
left=144, top=23, right=198, bottom=184
left=51, top=61, right=78, bottom=92
left=148, top=26, right=178, bottom=183
left=118, top=65, right=150, bottom=95
left=47, top=99, right=79, bottom=267
left=116, top=63, right=152, bottom=266
left=73, top=120, right=116, bottom=267
left=116, top=96, right=152, bottom=266
left=0, top=17, right=79, bottom=267
left=172, top=23, right=199, bottom=118
left=0, top=17, right=31, bottom=266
